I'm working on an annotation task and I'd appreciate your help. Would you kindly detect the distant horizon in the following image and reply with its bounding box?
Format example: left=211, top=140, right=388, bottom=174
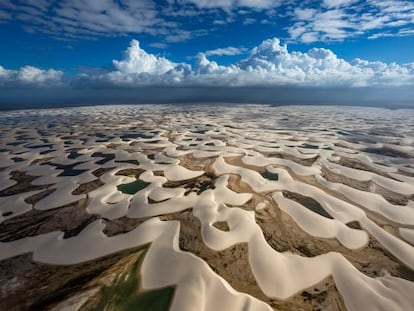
left=1, top=84, right=413, bottom=111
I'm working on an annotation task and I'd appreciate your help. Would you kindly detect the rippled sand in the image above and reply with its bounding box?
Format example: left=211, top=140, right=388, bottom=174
left=1, top=104, right=414, bottom=310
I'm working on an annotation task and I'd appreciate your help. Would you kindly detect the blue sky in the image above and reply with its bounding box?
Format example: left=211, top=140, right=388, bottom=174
left=0, top=0, right=414, bottom=107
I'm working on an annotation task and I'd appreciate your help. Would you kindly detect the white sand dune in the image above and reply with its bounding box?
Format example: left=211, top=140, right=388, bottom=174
left=0, top=104, right=413, bottom=310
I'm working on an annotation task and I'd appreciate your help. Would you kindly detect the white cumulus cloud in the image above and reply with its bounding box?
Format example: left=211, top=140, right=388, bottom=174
left=0, top=65, right=63, bottom=87
left=112, top=39, right=176, bottom=75
left=3, top=38, right=412, bottom=89
left=93, top=38, right=414, bottom=87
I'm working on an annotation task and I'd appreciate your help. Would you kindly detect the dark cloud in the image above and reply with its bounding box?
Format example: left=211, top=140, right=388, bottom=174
left=0, top=85, right=413, bottom=111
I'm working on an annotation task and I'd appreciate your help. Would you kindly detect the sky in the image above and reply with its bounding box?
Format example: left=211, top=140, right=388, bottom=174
left=0, top=0, right=414, bottom=108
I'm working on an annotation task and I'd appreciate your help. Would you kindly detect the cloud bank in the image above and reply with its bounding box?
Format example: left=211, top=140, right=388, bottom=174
left=78, top=38, right=414, bottom=88
left=1, top=38, right=414, bottom=88
left=0, top=37, right=413, bottom=109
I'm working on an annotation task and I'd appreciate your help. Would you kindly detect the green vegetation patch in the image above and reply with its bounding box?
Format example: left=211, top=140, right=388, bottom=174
left=93, top=253, right=175, bottom=311
left=117, top=180, right=150, bottom=195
